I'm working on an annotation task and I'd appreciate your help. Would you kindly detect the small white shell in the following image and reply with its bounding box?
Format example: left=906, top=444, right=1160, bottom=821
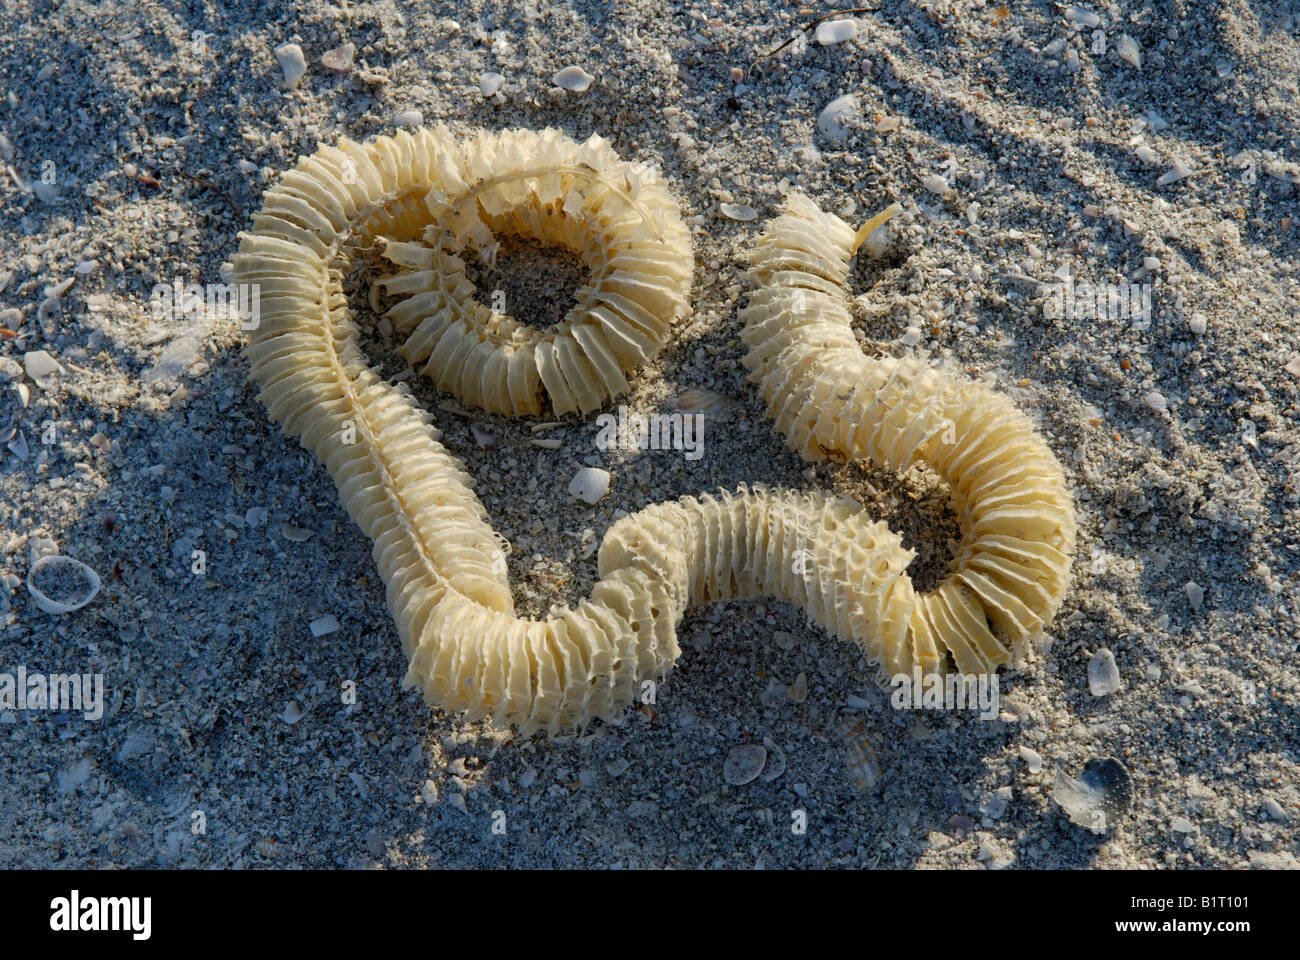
left=568, top=467, right=610, bottom=505
left=760, top=737, right=787, bottom=781
left=24, top=350, right=61, bottom=379
left=719, top=202, right=758, bottom=222
left=309, top=614, right=340, bottom=638
left=815, top=19, right=857, bottom=45
left=1115, top=34, right=1141, bottom=69
left=817, top=94, right=858, bottom=143
left=553, top=66, right=595, bottom=92
left=1019, top=746, right=1044, bottom=773
left=479, top=72, right=505, bottom=96
left=27, top=554, right=101, bottom=614
left=921, top=174, right=950, bottom=195
left=1156, top=158, right=1195, bottom=187
left=723, top=744, right=767, bottom=785
left=1088, top=647, right=1122, bottom=696
left=273, top=42, right=307, bottom=89
left=321, top=43, right=355, bottom=72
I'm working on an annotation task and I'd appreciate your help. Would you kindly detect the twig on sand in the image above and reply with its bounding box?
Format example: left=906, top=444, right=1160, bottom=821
left=747, top=6, right=877, bottom=78
left=174, top=167, right=242, bottom=222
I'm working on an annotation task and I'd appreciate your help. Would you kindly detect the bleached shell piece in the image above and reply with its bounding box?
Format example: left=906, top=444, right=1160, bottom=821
left=739, top=194, right=1076, bottom=679
left=27, top=554, right=101, bottom=614
left=378, top=127, right=693, bottom=415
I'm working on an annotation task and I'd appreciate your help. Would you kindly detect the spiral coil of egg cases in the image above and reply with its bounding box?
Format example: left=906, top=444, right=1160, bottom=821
left=235, top=126, right=1074, bottom=735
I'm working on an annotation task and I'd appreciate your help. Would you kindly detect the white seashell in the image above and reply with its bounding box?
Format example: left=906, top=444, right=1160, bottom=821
left=15, top=382, right=29, bottom=407
left=1053, top=757, right=1132, bottom=832
left=1115, top=34, right=1141, bottom=69
left=1144, top=391, right=1168, bottom=414
left=280, top=524, right=315, bottom=542
left=45, top=277, right=74, bottom=299
left=723, top=744, right=767, bottom=785
left=530, top=437, right=561, bottom=450
left=27, top=554, right=101, bottom=614
left=24, top=350, right=61, bottom=379
left=1184, top=580, right=1203, bottom=612
left=815, top=18, right=858, bottom=45
left=553, top=65, right=595, bottom=92
left=568, top=467, right=610, bottom=504
left=816, top=94, right=858, bottom=143
left=420, top=779, right=439, bottom=803
left=1284, top=356, right=1300, bottom=377
left=761, top=737, right=787, bottom=781
left=1019, top=746, right=1043, bottom=773
left=1065, top=5, right=1101, bottom=27
left=309, top=614, right=340, bottom=637
left=1088, top=647, right=1122, bottom=696
left=321, top=43, right=355, bottom=72
left=1156, top=158, right=1195, bottom=186
left=900, top=326, right=923, bottom=347
left=6, top=430, right=28, bottom=461
left=479, top=72, right=505, bottom=96
left=470, top=424, right=498, bottom=450
left=282, top=700, right=304, bottom=724
left=719, top=202, right=758, bottom=222
left=921, top=174, right=950, bottom=195
left=1188, top=313, right=1208, bottom=335
left=394, top=109, right=424, bottom=127
left=273, top=43, right=308, bottom=90
left=843, top=718, right=881, bottom=793
left=787, top=671, right=808, bottom=703
left=1134, top=144, right=1157, bottom=165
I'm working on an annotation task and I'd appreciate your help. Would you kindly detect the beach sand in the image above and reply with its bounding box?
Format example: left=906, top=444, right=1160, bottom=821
left=0, top=0, right=1296, bottom=868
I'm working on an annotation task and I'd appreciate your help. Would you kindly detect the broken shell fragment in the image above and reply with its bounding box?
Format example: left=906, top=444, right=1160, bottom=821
left=27, top=554, right=101, bottom=614
left=1052, top=757, right=1133, bottom=832
left=568, top=467, right=610, bottom=505
left=553, top=66, right=594, bottom=92
left=723, top=744, right=767, bottom=785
